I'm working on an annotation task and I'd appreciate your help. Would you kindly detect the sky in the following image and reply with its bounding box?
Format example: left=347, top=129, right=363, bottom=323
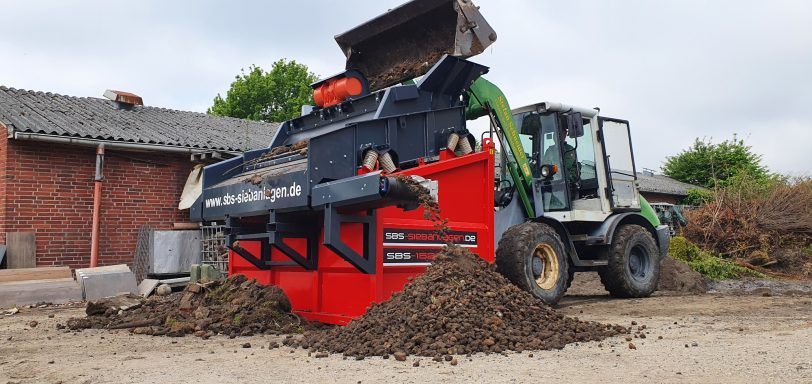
left=1, top=0, right=810, bottom=174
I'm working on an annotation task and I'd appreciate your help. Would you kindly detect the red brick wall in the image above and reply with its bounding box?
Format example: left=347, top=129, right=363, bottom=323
left=2, top=138, right=192, bottom=269
left=0, top=129, right=7, bottom=245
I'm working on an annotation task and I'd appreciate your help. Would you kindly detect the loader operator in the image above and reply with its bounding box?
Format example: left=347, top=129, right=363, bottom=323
left=541, top=121, right=580, bottom=209
left=542, top=125, right=579, bottom=198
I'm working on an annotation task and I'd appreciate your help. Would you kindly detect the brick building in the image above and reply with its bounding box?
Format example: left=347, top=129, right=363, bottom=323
left=637, top=170, right=700, bottom=204
left=0, top=86, right=277, bottom=269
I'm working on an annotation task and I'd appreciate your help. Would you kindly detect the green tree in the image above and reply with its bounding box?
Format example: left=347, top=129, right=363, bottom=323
left=662, top=136, right=768, bottom=189
left=208, top=59, right=318, bottom=122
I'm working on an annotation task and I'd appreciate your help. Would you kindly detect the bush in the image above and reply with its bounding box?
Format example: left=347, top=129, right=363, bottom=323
left=662, top=136, right=769, bottom=189
left=681, top=188, right=713, bottom=206
left=687, top=256, right=764, bottom=280
left=668, top=236, right=702, bottom=261
left=669, top=237, right=765, bottom=280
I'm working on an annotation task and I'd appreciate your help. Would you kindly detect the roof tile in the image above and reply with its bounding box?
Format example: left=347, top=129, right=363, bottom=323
left=0, top=86, right=277, bottom=152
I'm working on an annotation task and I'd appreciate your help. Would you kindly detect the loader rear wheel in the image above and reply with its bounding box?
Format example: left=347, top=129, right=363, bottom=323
left=598, top=224, right=660, bottom=298
left=496, top=222, right=569, bottom=305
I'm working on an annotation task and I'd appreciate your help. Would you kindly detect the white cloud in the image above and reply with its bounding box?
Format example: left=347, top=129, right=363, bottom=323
left=1, top=0, right=809, bottom=173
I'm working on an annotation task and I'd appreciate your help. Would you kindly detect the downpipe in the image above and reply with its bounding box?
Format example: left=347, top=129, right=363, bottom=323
left=89, top=144, right=104, bottom=267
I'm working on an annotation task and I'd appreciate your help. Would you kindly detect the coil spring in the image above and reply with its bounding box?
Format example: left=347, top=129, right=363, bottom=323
left=379, top=152, right=397, bottom=173
left=361, top=150, right=379, bottom=170
left=447, top=133, right=460, bottom=151
left=458, top=136, right=473, bottom=154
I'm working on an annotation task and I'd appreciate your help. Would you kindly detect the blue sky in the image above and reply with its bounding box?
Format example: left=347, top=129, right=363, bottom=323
left=1, top=0, right=810, bottom=174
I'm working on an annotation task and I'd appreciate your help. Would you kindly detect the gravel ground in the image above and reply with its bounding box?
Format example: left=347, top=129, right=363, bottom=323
left=1, top=277, right=811, bottom=384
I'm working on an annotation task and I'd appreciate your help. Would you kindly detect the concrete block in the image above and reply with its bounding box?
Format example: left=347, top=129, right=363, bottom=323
left=138, top=278, right=160, bottom=297
left=78, top=269, right=138, bottom=300
left=75, top=265, right=132, bottom=298
left=199, top=264, right=222, bottom=282
left=190, top=264, right=223, bottom=284
left=149, top=230, right=202, bottom=274
left=190, top=264, right=201, bottom=284
left=0, top=278, right=83, bottom=308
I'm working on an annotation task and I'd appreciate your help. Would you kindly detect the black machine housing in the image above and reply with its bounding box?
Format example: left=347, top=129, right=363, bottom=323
left=190, top=56, right=488, bottom=274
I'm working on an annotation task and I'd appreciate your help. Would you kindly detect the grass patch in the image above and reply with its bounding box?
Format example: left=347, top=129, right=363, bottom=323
left=669, top=236, right=766, bottom=280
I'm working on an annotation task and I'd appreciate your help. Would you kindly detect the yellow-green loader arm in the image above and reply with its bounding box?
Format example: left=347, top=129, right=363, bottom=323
left=466, top=77, right=535, bottom=218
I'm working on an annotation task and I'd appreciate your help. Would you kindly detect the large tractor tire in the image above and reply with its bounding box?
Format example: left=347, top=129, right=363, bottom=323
left=598, top=224, right=661, bottom=298
left=496, top=222, right=570, bottom=305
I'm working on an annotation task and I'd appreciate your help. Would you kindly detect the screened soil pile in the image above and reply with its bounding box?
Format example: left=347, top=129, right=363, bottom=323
left=65, top=275, right=300, bottom=337
left=658, top=256, right=709, bottom=294
left=293, top=245, right=628, bottom=357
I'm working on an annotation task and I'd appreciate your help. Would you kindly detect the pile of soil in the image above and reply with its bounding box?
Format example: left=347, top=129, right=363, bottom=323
left=658, top=256, right=709, bottom=294
left=65, top=275, right=299, bottom=337
left=293, top=245, right=628, bottom=357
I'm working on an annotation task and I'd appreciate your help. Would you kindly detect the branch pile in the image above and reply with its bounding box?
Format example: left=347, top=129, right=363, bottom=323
left=683, top=178, right=812, bottom=276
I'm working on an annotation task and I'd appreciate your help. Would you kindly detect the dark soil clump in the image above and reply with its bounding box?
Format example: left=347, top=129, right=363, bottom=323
left=658, top=256, right=709, bottom=294
left=365, top=49, right=449, bottom=91
left=395, top=175, right=449, bottom=238
left=253, top=140, right=309, bottom=164
left=293, top=245, right=628, bottom=357
left=67, top=275, right=300, bottom=337
left=266, top=140, right=308, bottom=158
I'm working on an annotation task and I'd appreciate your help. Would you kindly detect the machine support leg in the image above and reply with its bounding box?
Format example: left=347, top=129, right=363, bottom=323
left=323, top=204, right=377, bottom=274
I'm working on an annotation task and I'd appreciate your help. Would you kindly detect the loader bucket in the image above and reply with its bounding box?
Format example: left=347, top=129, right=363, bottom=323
left=335, top=0, right=496, bottom=91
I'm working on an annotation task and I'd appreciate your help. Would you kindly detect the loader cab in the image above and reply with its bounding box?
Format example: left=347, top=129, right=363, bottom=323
left=499, top=102, right=640, bottom=222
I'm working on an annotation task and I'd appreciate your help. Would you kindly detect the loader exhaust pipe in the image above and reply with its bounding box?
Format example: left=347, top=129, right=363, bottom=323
left=335, top=0, right=496, bottom=91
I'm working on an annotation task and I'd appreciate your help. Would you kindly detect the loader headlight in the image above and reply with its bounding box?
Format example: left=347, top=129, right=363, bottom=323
left=540, top=164, right=558, bottom=178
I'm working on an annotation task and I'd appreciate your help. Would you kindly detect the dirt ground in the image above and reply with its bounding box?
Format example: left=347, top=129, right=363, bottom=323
left=2, top=274, right=811, bottom=384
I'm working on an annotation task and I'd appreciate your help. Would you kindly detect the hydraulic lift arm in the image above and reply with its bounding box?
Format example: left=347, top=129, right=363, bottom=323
left=466, top=77, right=535, bottom=218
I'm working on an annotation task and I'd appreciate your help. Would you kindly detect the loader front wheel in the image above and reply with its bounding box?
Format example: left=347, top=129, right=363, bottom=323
left=598, top=224, right=661, bottom=298
left=496, top=222, right=569, bottom=305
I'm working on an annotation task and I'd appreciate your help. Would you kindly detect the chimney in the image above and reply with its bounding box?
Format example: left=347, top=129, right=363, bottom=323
left=103, top=89, right=143, bottom=109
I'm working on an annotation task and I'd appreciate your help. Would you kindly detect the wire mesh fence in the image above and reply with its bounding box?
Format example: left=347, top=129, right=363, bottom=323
left=132, top=225, right=152, bottom=284
left=201, top=221, right=228, bottom=274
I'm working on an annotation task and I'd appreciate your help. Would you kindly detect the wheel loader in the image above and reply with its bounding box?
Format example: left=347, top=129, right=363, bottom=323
left=190, top=0, right=669, bottom=323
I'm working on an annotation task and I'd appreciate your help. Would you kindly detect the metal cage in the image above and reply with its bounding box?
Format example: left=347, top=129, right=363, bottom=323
left=201, top=221, right=228, bottom=274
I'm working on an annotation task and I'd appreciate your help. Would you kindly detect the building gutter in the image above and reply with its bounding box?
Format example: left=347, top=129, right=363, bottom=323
left=11, top=131, right=240, bottom=155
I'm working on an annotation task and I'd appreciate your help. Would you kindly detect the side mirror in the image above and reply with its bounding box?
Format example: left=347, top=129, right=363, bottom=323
left=566, top=112, right=584, bottom=138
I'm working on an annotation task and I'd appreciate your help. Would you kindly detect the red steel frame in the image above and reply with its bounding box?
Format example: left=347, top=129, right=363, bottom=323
left=229, top=140, right=496, bottom=325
